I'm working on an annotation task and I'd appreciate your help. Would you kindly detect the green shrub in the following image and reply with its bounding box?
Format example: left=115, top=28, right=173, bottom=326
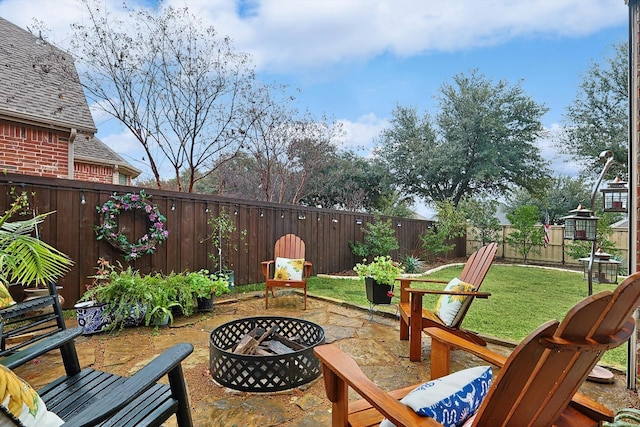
left=349, top=216, right=399, bottom=259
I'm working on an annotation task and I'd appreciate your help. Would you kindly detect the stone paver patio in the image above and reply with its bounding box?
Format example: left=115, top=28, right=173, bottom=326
left=12, top=291, right=640, bottom=426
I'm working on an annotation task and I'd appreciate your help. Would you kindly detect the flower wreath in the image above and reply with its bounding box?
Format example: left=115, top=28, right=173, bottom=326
left=95, top=190, right=168, bottom=260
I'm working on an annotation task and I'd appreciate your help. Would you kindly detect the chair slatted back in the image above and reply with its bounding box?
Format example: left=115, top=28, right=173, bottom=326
left=459, top=242, right=498, bottom=288
left=474, top=272, right=640, bottom=426
left=274, top=234, right=306, bottom=259
left=452, top=242, right=498, bottom=328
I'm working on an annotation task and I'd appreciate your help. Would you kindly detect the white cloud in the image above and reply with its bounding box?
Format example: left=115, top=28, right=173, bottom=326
left=0, top=0, right=626, bottom=72
left=336, top=113, right=388, bottom=154
left=191, top=0, right=627, bottom=72
left=0, top=0, right=620, bottom=183
left=539, top=123, right=581, bottom=177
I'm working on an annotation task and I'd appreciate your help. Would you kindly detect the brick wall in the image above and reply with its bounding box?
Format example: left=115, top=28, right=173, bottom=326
left=0, top=121, right=69, bottom=178
left=73, top=162, right=115, bottom=184
left=0, top=120, right=127, bottom=185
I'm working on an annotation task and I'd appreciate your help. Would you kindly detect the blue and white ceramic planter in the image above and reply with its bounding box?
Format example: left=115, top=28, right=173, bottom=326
left=74, top=301, right=112, bottom=334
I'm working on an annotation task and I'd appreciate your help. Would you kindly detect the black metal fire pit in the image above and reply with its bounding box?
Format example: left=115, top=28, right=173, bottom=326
left=209, top=316, right=325, bottom=392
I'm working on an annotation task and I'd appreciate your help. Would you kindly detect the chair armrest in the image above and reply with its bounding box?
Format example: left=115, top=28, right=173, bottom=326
left=261, top=260, right=274, bottom=278
left=61, top=343, right=194, bottom=427
left=397, top=278, right=449, bottom=304
left=303, top=261, right=312, bottom=278
left=426, top=326, right=507, bottom=375
left=397, top=278, right=449, bottom=284
left=0, top=327, right=83, bottom=370
left=569, top=393, right=615, bottom=423
left=406, top=288, right=491, bottom=299
left=314, top=344, right=440, bottom=427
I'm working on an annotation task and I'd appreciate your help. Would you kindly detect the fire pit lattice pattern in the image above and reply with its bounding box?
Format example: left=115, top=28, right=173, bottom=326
left=210, top=316, right=325, bottom=392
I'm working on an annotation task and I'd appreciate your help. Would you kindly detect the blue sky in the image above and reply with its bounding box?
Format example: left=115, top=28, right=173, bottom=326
left=0, top=0, right=630, bottom=213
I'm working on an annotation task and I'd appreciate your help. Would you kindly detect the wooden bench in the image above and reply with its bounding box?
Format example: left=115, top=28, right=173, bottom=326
left=1, top=327, right=194, bottom=426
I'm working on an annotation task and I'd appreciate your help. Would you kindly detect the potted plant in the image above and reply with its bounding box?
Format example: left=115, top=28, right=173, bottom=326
left=186, top=269, right=230, bottom=312
left=0, top=191, right=73, bottom=295
left=203, top=207, right=246, bottom=289
left=78, top=260, right=150, bottom=332
left=144, top=273, right=183, bottom=327
left=354, top=255, right=403, bottom=305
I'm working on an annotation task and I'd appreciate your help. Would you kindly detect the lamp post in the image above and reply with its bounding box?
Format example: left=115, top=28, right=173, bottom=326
left=562, top=150, right=627, bottom=384
left=563, top=151, right=625, bottom=296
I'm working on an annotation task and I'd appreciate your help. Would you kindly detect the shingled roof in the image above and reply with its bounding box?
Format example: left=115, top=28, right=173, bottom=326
left=0, top=17, right=96, bottom=133
left=0, top=17, right=139, bottom=178
left=74, top=134, right=142, bottom=177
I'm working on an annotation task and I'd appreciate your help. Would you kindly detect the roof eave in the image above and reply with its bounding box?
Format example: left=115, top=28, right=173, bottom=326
left=0, top=110, right=97, bottom=134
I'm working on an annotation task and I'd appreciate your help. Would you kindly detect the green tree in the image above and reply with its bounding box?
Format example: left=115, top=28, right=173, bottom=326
left=349, top=216, right=399, bottom=259
left=420, top=199, right=466, bottom=261
left=376, top=70, right=551, bottom=206
left=507, top=175, right=590, bottom=225
left=559, top=42, right=628, bottom=178
left=459, top=197, right=501, bottom=248
left=504, top=205, right=546, bottom=263
left=300, top=152, right=413, bottom=215
left=71, top=0, right=257, bottom=192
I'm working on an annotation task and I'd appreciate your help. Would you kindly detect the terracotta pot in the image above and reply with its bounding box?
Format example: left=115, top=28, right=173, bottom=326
left=23, top=286, right=64, bottom=312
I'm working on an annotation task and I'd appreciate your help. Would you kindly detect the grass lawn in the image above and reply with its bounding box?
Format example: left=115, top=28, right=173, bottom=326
left=295, top=264, right=627, bottom=369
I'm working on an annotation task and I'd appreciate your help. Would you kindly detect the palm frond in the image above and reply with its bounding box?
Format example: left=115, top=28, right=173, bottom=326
left=0, top=208, right=72, bottom=286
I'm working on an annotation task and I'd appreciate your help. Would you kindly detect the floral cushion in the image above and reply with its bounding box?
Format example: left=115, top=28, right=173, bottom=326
left=274, top=258, right=305, bottom=281
left=380, top=366, right=492, bottom=427
left=435, top=278, right=474, bottom=326
left=0, top=282, right=16, bottom=309
left=0, top=364, right=63, bottom=426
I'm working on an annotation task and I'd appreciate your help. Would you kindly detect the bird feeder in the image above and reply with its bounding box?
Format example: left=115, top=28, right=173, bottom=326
left=600, top=175, right=628, bottom=213
left=578, top=249, right=621, bottom=284
left=562, top=205, right=598, bottom=241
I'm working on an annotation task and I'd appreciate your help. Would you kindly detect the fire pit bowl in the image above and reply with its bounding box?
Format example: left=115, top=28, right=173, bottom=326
left=209, top=316, right=325, bottom=392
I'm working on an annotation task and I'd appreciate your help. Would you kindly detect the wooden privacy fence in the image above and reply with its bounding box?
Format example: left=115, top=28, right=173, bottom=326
left=467, top=225, right=629, bottom=267
left=0, top=174, right=445, bottom=308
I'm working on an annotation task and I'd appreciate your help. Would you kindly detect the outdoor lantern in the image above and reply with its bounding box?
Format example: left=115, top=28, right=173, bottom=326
left=601, top=175, right=628, bottom=213
left=562, top=205, right=598, bottom=241
left=578, top=249, right=621, bottom=284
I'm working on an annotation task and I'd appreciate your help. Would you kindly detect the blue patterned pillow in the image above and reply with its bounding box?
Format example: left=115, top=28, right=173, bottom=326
left=380, top=366, right=492, bottom=427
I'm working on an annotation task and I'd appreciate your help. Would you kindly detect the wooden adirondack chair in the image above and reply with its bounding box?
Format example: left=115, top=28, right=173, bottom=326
left=262, top=234, right=312, bottom=309
left=399, top=242, right=497, bottom=361
left=314, top=270, right=640, bottom=427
